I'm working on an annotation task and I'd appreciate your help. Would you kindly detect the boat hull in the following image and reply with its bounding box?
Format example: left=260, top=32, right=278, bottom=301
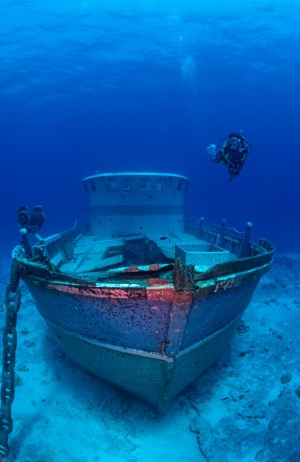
left=23, top=261, right=269, bottom=411
left=45, top=312, right=241, bottom=412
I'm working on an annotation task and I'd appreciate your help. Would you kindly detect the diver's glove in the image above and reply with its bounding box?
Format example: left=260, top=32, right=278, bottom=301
left=207, top=144, right=217, bottom=158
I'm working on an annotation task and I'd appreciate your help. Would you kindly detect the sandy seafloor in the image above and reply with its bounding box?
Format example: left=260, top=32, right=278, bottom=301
left=0, top=254, right=300, bottom=462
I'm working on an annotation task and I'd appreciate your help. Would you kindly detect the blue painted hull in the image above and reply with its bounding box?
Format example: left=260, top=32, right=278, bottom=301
left=23, top=261, right=269, bottom=411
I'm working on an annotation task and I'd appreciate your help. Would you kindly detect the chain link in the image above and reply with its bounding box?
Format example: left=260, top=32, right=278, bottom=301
left=0, top=264, right=21, bottom=459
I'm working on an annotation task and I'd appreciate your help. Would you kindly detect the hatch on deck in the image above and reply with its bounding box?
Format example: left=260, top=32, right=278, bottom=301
left=175, top=243, right=231, bottom=267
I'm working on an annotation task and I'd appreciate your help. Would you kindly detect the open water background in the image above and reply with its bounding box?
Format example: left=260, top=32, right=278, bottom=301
left=1, top=0, right=300, bottom=253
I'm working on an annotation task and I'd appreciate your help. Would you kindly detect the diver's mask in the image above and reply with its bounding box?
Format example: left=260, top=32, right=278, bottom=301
left=229, top=137, right=240, bottom=150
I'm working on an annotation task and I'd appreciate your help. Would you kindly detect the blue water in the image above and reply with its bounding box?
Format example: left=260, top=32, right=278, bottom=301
left=1, top=3, right=300, bottom=461
left=1, top=0, right=300, bottom=254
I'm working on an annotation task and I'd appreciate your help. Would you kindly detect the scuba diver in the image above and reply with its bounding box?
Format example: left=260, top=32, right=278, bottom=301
left=207, top=132, right=252, bottom=181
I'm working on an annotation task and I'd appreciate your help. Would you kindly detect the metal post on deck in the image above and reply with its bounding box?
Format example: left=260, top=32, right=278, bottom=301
left=218, top=219, right=226, bottom=248
left=239, top=222, right=252, bottom=258
left=196, top=217, right=205, bottom=239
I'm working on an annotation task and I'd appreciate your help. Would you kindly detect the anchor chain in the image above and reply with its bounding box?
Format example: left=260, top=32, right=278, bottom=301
left=0, top=261, right=22, bottom=460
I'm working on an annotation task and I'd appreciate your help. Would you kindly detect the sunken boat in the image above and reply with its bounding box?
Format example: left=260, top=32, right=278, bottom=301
left=12, top=172, right=273, bottom=412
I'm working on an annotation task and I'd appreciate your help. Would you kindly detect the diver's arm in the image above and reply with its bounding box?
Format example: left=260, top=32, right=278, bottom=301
left=208, top=144, right=225, bottom=164
left=207, top=144, right=217, bottom=159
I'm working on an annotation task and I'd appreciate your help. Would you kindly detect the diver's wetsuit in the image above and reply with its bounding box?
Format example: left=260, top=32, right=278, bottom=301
left=213, top=135, right=248, bottom=180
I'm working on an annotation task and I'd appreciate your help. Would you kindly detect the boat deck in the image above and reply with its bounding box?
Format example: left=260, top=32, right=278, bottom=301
left=56, top=232, right=237, bottom=276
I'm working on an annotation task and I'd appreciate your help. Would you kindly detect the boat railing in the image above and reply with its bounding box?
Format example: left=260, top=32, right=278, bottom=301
left=184, top=218, right=272, bottom=259
left=32, top=225, right=83, bottom=263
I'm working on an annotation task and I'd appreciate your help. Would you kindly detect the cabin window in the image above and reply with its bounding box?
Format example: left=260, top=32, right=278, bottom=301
left=139, top=177, right=152, bottom=190
left=156, top=177, right=168, bottom=190
left=122, top=177, right=133, bottom=190
left=107, top=179, right=118, bottom=191
left=83, top=182, right=89, bottom=194
left=90, top=180, right=96, bottom=192
left=177, top=179, right=183, bottom=191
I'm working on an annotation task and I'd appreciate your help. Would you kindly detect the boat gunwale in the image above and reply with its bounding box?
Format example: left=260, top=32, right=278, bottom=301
left=13, top=222, right=274, bottom=288
left=18, top=253, right=273, bottom=294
